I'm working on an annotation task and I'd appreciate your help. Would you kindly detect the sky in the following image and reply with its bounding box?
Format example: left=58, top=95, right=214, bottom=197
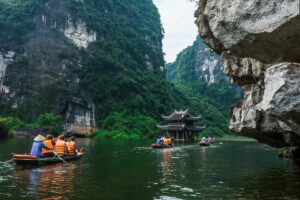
left=153, top=0, right=198, bottom=63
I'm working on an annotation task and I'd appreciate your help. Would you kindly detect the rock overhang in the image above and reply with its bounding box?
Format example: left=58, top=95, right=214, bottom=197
left=195, top=0, right=300, bottom=154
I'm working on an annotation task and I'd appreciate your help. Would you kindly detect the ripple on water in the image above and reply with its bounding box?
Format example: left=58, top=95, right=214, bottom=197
left=180, top=187, right=194, bottom=193
left=154, top=196, right=184, bottom=200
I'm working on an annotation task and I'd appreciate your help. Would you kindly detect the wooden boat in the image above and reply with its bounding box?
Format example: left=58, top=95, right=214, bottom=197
left=199, top=142, right=210, bottom=146
left=151, top=144, right=173, bottom=149
left=12, top=152, right=84, bottom=165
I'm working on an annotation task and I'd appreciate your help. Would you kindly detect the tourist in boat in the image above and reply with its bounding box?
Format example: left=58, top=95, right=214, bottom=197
left=67, top=136, right=76, bottom=156
left=54, top=135, right=68, bottom=156
left=207, top=136, right=212, bottom=143
left=163, top=137, right=169, bottom=145
left=166, top=137, right=173, bottom=146
left=156, top=136, right=162, bottom=144
left=200, top=137, right=207, bottom=143
left=42, top=134, right=55, bottom=157
left=30, top=134, right=53, bottom=158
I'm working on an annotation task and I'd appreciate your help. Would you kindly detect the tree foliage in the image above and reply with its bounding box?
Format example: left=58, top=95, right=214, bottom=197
left=166, top=37, right=243, bottom=136
left=96, top=112, right=159, bottom=139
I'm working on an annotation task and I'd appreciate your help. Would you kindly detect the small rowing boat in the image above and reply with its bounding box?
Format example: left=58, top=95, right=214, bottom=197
left=199, top=142, right=210, bottom=146
left=151, top=144, right=173, bottom=149
left=12, top=152, right=84, bottom=165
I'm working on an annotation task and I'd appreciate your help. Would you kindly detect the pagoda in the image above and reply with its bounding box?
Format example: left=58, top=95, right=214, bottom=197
left=157, top=109, right=206, bottom=141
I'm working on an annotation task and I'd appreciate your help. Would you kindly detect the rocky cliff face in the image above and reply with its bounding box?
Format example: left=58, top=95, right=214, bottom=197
left=0, top=0, right=166, bottom=135
left=195, top=0, right=300, bottom=157
left=0, top=0, right=96, bottom=135
left=167, top=37, right=227, bottom=85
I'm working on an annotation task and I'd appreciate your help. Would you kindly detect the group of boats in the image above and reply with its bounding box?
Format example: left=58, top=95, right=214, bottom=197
left=151, top=137, right=215, bottom=149
left=11, top=137, right=214, bottom=166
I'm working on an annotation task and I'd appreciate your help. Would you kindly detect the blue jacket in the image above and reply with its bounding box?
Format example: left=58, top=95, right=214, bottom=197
left=30, top=141, right=51, bottom=158
left=156, top=138, right=161, bottom=144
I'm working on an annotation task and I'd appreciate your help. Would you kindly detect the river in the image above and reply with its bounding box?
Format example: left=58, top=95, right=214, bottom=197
left=0, top=139, right=299, bottom=200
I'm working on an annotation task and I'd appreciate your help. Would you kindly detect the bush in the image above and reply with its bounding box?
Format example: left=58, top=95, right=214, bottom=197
left=29, top=113, right=63, bottom=135
left=96, top=112, right=159, bottom=139
left=0, top=116, right=24, bottom=138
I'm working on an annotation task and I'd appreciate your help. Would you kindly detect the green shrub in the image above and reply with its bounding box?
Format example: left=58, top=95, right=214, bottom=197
left=96, top=112, right=159, bottom=139
left=0, top=116, right=24, bottom=138
left=29, top=113, right=63, bottom=135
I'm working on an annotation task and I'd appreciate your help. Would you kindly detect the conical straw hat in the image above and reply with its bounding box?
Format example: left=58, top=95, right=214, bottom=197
left=34, top=134, right=46, bottom=142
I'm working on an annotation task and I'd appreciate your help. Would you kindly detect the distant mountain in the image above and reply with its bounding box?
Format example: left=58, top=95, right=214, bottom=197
left=167, top=37, right=227, bottom=85
left=166, top=37, right=242, bottom=135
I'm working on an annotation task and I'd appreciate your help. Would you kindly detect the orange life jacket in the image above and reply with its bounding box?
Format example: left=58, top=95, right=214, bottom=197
left=54, top=139, right=66, bottom=156
left=163, top=139, right=169, bottom=145
left=42, top=139, right=54, bottom=154
left=67, top=141, right=76, bottom=156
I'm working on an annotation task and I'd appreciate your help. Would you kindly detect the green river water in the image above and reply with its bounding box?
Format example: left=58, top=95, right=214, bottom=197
left=0, top=139, right=300, bottom=200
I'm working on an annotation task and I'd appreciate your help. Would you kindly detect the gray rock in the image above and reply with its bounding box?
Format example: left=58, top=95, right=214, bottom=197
left=195, top=0, right=300, bottom=153
left=196, top=0, right=300, bottom=63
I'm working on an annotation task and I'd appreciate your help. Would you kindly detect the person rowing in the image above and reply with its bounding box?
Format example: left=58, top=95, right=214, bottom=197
left=30, top=134, right=53, bottom=158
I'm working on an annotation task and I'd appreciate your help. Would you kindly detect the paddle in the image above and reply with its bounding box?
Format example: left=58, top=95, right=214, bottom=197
left=53, top=151, right=68, bottom=165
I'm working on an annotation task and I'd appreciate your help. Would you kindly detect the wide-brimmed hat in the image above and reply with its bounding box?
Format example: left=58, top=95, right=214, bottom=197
left=34, top=134, right=46, bottom=142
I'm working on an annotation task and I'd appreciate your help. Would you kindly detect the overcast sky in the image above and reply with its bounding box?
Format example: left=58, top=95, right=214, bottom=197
left=153, top=0, right=198, bottom=63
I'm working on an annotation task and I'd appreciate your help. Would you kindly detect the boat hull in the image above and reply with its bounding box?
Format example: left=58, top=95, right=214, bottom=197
left=151, top=144, right=172, bottom=149
left=199, top=143, right=210, bottom=146
left=12, top=153, right=84, bottom=165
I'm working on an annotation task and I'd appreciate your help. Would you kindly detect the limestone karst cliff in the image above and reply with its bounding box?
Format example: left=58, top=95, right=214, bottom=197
left=0, top=0, right=183, bottom=135
left=166, top=37, right=242, bottom=135
left=195, top=0, right=300, bottom=157
left=167, top=37, right=227, bottom=85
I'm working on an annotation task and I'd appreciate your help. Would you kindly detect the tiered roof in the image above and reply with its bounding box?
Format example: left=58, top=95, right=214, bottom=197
left=161, top=109, right=201, bottom=121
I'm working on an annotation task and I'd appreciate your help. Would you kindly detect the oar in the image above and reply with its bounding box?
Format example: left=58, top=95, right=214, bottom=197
left=53, top=151, right=68, bottom=165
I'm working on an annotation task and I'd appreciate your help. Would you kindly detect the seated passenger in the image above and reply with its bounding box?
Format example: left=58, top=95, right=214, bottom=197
left=200, top=137, right=207, bottom=143
left=67, top=136, right=76, bottom=156
left=42, top=134, right=55, bottom=157
left=161, top=137, right=166, bottom=144
left=163, top=137, right=169, bottom=145
left=207, top=137, right=212, bottom=143
left=167, top=138, right=173, bottom=146
left=30, top=134, right=52, bottom=158
left=54, top=135, right=68, bottom=156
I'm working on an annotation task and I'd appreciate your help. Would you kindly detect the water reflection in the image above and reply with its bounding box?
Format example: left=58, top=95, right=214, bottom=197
left=198, top=145, right=207, bottom=160
left=13, top=164, right=76, bottom=200
left=160, top=149, right=173, bottom=184
left=1, top=139, right=300, bottom=200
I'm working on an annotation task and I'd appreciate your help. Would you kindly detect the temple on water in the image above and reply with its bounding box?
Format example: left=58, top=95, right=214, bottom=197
left=157, top=109, right=206, bottom=141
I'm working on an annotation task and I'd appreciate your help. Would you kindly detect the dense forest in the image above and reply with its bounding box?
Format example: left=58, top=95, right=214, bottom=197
left=0, top=0, right=240, bottom=139
left=166, top=37, right=242, bottom=135
left=0, top=0, right=187, bottom=138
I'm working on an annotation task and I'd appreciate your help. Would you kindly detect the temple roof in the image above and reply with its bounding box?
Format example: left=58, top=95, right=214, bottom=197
left=157, top=124, right=206, bottom=131
left=161, top=109, right=201, bottom=121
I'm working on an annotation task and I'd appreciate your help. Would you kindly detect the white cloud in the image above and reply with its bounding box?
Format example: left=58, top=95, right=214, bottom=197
left=153, top=0, right=198, bottom=63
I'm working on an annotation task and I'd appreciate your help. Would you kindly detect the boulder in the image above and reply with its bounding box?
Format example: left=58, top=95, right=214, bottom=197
left=195, top=0, right=300, bottom=154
